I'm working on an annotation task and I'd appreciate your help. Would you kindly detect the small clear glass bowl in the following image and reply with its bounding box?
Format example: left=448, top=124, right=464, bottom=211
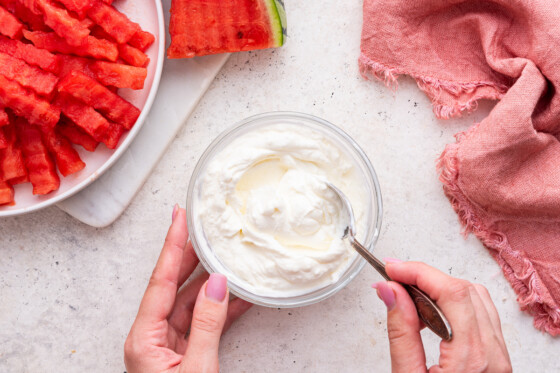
left=186, top=112, right=383, bottom=308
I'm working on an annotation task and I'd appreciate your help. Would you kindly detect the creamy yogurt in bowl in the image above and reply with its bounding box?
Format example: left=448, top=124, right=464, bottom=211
left=187, top=112, right=382, bottom=307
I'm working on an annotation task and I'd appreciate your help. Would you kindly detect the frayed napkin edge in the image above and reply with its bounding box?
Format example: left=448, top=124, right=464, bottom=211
left=438, top=127, right=560, bottom=336
left=358, top=54, right=508, bottom=119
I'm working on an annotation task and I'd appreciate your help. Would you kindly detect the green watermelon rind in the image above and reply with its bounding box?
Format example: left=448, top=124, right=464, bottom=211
left=264, top=0, right=286, bottom=47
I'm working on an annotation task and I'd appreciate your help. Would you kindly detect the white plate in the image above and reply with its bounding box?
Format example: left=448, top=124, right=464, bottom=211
left=0, top=0, right=165, bottom=217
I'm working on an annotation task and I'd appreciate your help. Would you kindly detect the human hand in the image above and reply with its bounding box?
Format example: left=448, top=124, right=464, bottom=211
left=124, top=206, right=252, bottom=373
left=373, top=260, right=512, bottom=373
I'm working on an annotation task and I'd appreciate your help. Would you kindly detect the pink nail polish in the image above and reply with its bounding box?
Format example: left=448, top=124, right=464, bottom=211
left=375, top=282, right=396, bottom=311
left=384, top=257, right=402, bottom=264
left=206, top=273, right=227, bottom=302
left=172, top=204, right=179, bottom=222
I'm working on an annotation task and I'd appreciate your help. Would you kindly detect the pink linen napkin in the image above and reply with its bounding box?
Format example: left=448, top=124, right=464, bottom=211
left=360, top=0, right=560, bottom=335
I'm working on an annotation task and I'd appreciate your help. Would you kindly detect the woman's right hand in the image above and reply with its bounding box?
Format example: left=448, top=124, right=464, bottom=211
left=373, top=260, right=512, bottom=373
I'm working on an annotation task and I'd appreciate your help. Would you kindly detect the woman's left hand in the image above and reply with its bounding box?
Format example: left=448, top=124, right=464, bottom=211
left=124, top=206, right=252, bottom=373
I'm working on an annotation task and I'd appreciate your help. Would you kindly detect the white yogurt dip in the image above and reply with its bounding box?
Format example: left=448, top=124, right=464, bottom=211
left=196, top=124, right=367, bottom=296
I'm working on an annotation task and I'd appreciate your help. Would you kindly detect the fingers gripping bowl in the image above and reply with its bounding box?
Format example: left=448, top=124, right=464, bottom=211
left=187, top=112, right=383, bottom=307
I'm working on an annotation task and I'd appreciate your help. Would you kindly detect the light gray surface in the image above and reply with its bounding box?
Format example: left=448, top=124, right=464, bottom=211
left=0, top=1, right=557, bottom=372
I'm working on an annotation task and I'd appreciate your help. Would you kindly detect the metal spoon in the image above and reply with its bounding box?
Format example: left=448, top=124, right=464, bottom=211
left=327, top=183, right=453, bottom=341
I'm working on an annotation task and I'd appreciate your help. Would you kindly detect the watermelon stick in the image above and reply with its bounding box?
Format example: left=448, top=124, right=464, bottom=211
left=0, top=35, right=59, bottom=73
left=0, top=52, right=58, bottom=96
left=0, top=180, right=14, bottom=205
left=57, top=71, right=140, bottom=129
left=43, top=129, right=85, bottom=176
left=0, top=5, right=23, bottom=39
left=0, top=74, right=60, bottom=131
left=14, top=117, right=59, bottom=195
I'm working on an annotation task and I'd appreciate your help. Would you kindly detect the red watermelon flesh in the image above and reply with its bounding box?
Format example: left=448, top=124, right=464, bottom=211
left=0, top=122, right=28, bottom=182
left=53, top=93, right=109, bottom=141
left=87, top=1, right=139, bottom=44
left=0, top=107, right=8, bottom=126
left=0, top=52, right=58, bottom=96
left=0, top=5, right=23, bottom=39
left=167, top=0, right=285, bottom=59
left=89, top=61, right=147, bottom=90
left=57, top=71, right=141, bottom=129
left=57, top=117, right=98, bottom=152
left=0, top=180, right=14, bottom=205
left=128, top=30, right=155, bottom=52
left=23, top=30, right=118, bottom=62
left=42, top=128, right=85, bottom=176
left=118, top=43, right=149, bottom=67
left=14, top=117, right=60, bottom=195
left=0, top=74, right=60, bottom=131
left=56, top=0, right=94, bottom=19
left=0, top=35, right=59, bottom=73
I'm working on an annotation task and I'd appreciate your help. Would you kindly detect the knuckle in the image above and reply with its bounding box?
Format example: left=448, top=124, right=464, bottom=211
left=493, top=354, right=513, bottom=373
left=192, top=310, right=222, bottom=334
left=147, top=272, right=159, bottom=287
left=473, top=283, right=490, bottom=297
left=501, top=364, right=513, bottom=373
left=408, top=261, right=428, bottom=270
left=465, top=349, right=489, bottom=372
left=148, top=270, right=175, bottom=290
left=164, top=236, right=184, bottom=252
left=443, top=279, right=473, bottom=302
left=386, top=322, right=412, bottom=346
left=473, top=360, right=489, bottom=373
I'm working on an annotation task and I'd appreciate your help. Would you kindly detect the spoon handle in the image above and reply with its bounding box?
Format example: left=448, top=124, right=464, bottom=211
left=350, top=239, right=453, bottom=341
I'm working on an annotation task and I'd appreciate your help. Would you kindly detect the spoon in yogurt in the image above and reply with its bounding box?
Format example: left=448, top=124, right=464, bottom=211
left=326, top=182, right=453, bottom=341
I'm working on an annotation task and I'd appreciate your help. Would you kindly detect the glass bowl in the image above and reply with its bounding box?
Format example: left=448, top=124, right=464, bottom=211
left=186, top=111, right=383, bottom=307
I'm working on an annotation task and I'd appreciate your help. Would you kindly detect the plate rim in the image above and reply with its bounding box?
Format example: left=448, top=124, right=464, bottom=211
left=0, top=0, right=166, bottom=218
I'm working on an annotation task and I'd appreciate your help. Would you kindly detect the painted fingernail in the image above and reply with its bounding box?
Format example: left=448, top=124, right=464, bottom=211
left=384, top=257, right=402, bottom=264
left=372, top=281, right=396, bottom=311
left=206, top=273, right=227, bottom=302
left=172, top=204, right=179, bottom=222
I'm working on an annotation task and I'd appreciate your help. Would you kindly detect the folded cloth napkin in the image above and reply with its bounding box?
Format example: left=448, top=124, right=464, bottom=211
left=360, top=0, right=560, bottom=335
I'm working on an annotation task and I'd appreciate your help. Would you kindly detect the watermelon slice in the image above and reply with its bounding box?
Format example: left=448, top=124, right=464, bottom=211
left=167, top=0, right=286, bottom=59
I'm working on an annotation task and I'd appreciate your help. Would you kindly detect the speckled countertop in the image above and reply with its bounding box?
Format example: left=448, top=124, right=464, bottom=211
left=0, top=1, right=558, bottom=372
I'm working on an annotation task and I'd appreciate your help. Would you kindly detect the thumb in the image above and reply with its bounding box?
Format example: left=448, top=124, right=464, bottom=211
left=181, top=273, right=229, bottom=373
left=373, top=281, right=427, bottom=373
